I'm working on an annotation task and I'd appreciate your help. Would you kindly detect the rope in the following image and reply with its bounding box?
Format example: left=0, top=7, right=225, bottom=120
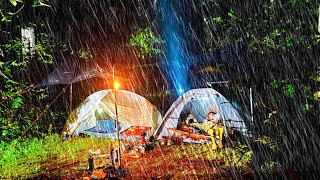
left=21, top=84, right=70, bottom=137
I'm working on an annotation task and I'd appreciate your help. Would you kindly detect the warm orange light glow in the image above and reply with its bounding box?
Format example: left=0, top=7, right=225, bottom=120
left=114, top=81, right=121, bottom=90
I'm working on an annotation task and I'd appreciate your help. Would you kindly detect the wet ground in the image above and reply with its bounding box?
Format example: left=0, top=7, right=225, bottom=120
left=28, top=144, right=317, bottom=180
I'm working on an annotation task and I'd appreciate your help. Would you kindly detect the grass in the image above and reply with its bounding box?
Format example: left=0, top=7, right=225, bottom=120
left=0, top=135, right=253, bottom=179
left=0, top=134, right=115, bottom=179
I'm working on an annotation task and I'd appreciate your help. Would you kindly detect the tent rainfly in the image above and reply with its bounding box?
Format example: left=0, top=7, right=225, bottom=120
left=62, top=90, right=162, bottom=139
left=153, top=88, right=249, bottom=142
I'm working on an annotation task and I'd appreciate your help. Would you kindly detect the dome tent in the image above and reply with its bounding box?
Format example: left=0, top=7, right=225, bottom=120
left=153, top=88, right=249, bottom=142
left=62, top=90, right=162, bottom=139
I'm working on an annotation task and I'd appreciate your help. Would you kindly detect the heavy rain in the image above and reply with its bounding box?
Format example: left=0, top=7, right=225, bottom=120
left=0, top=0, right=320, bottom=179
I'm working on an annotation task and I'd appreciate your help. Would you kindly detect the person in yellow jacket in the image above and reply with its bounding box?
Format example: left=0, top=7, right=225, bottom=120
left=188, top=112, right=224, bottom=150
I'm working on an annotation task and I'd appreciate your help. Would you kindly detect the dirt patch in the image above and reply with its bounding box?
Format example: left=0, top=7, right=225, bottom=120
left=121, top=145, right=229, bottom=179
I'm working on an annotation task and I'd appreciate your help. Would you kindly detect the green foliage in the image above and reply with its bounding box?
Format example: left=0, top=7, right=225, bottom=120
left=284, top=84, right=295, bottom=98
left=255, top=136, right=277, bottom=150
left=315, top=68, right=320, bottom=81
left=146, top=89, right=172, bottom=98
left=129, top=27, right=164, bottom=59
left=36, top=33, right=55, bottom=64
left=227, top=9, right=237, bottom=20
left=3, top=39, right=23, bottom=64
left=12, top=97, right=23, bottom=108
left=269, top=78, right=319, bottom=115
left=271, top=78, right=319, bottom=100
left=220, top=146, right=252, bottom=168
left=286, top=36, right=294, bottom=47
left=1, top=1, right=23, bottom=23
left=1, top=0, right=51, bottom=23
left=9, top=0, right=23, bottom=6
left=33, top=0, right=51, bottom=7
left=176, top=144, right=252, bottom=169
left=261, top=161, right=279, bottom=171
left=303, top=103, right=313, bottom=111
left=0, top=1, right=64, bottom=142
left=0, top=44, right=50, bottom=141
left=78, top=49, right=92, bottom=60
left=314, top=91, right=320, bottom=101
left=202, top=0, right=319, bottom=51
left=271, top=79, right=283, bottom=89
left=212, top=16, right=223, bottom=23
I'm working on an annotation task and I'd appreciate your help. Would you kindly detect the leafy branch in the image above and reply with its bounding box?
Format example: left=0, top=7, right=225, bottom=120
left=129, top=27, right=164, bottom=59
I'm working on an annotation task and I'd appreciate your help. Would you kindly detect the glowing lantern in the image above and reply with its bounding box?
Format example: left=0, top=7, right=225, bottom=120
left=114, top=81, right=121, bottom=90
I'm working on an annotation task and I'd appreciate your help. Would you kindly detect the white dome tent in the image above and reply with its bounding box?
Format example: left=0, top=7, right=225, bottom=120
left=153, top=88, right=249, bottom=142
left=62, top=89, right=162, bottom=139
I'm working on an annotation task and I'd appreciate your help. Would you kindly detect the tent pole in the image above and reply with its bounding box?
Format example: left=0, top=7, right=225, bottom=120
left=114, top=90, right=121, bottom=168
left=113, top=66, right=122, bottom=168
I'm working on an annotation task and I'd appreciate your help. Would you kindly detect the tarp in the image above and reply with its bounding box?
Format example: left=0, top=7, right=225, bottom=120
left=38, top=62, right=126, bottom=86
left=62, top=89, right=162, bottom=138
left=153, top=88, right=249, bottom=141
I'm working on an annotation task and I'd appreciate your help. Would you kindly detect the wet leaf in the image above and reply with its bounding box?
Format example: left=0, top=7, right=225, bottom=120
left=12, top=97, right=23, bottom=108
